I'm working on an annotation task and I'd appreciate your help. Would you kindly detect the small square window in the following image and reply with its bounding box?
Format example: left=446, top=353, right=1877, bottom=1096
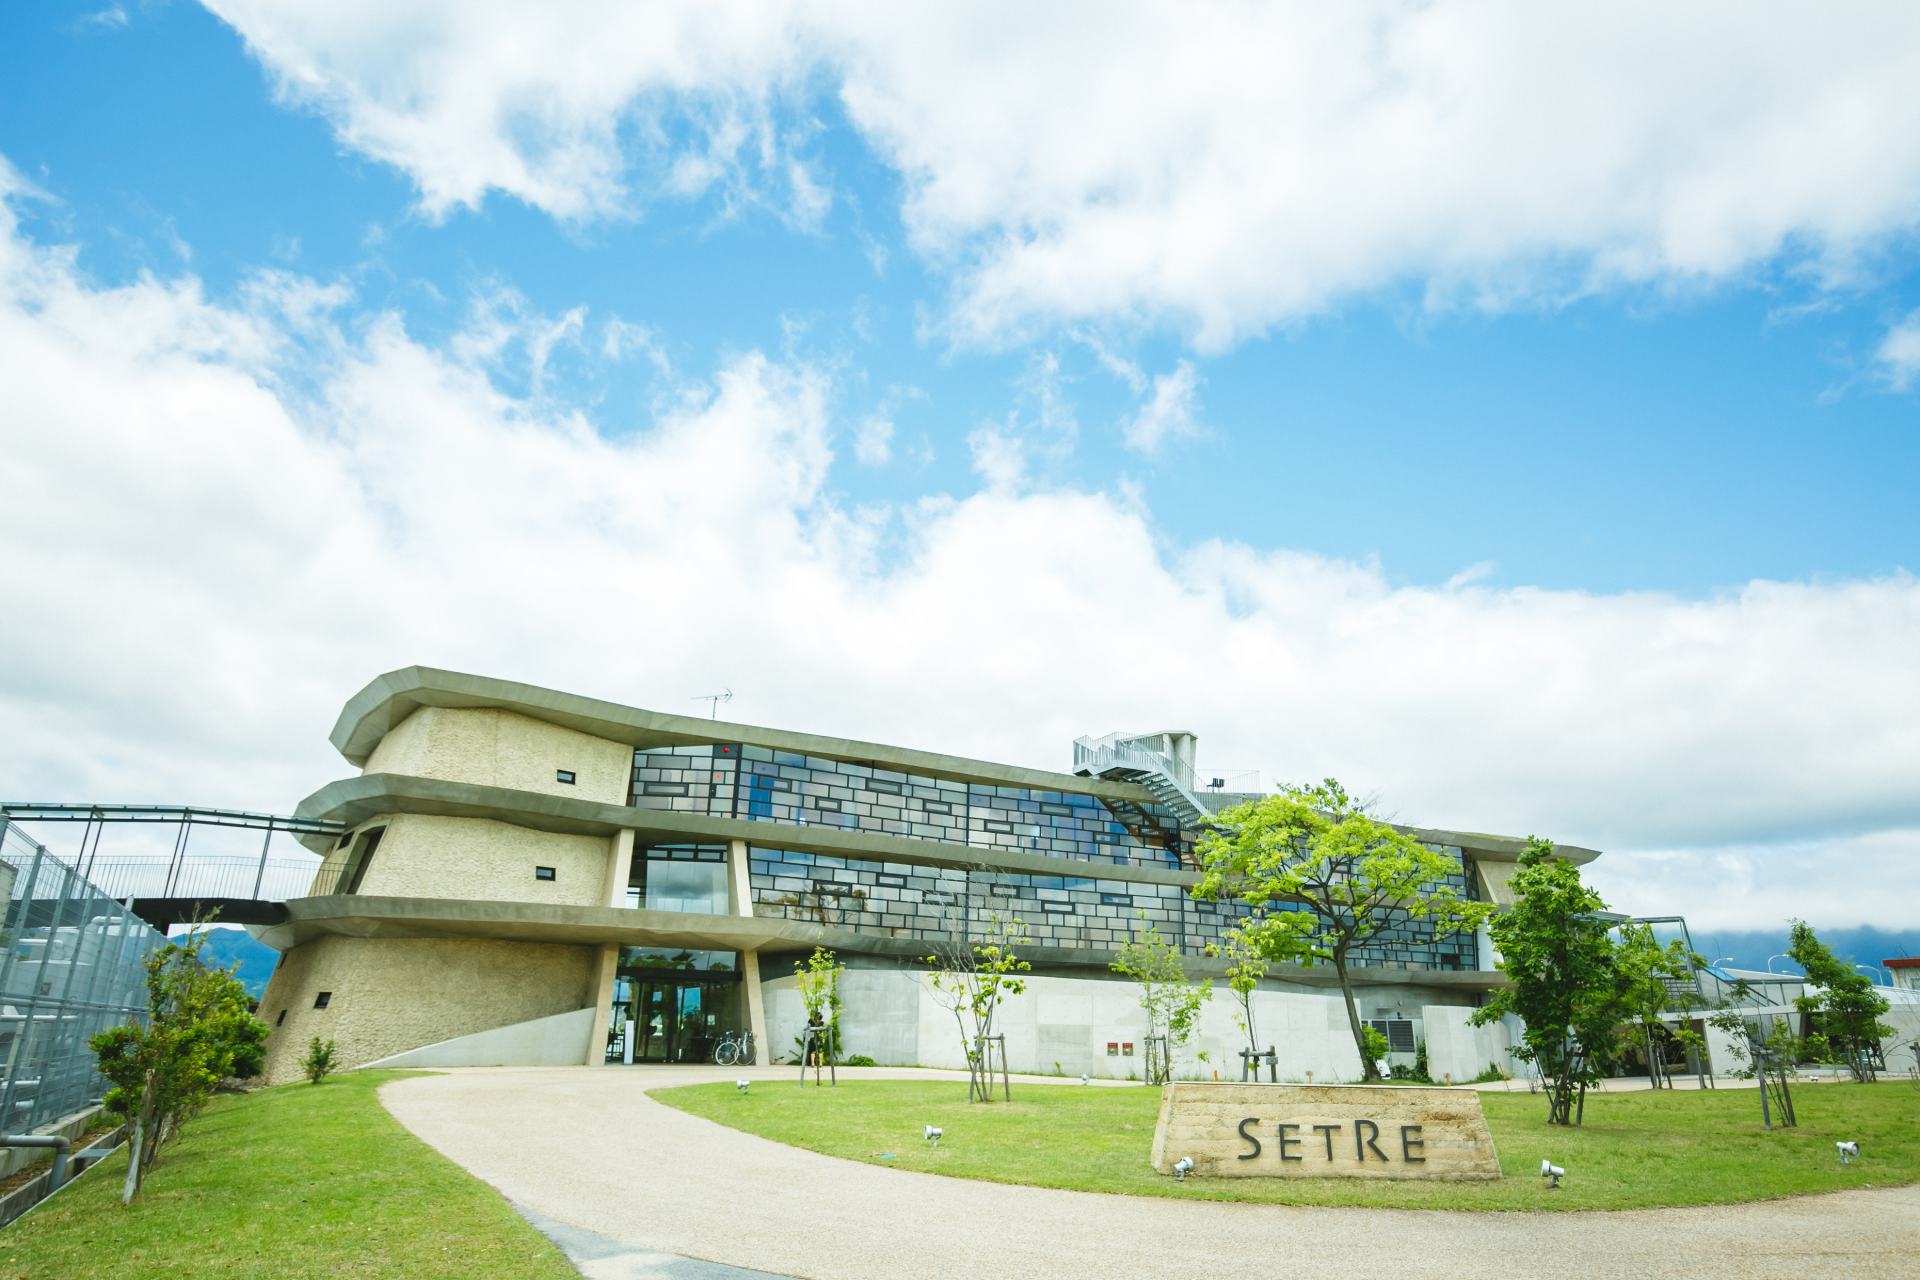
left=535, top=866, right=557, bottom=881
left=313, top=991, right=332, bottom=1009
left=556, top=769, right=577, bottom=785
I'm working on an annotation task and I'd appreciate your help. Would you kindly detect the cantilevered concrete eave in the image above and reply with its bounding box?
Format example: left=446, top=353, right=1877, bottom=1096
left=1409, top=827, right=1602, bottom=865
left=329, top=666, right=1153, bottom=799
left=293, top=772, right=1197, bottom=887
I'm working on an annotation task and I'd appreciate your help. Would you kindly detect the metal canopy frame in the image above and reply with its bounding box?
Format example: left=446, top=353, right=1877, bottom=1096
left=0, top=804, right=346, bottom=924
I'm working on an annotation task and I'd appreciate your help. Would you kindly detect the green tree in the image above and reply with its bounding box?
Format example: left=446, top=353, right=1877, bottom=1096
left=1110, top=918, right=1211, bottom=1083
left=1612, top=922, right=1701, bottom=1088
left=89, top=928, right=268, bottom=1202
left=794, top=945, right=845, bottom=1062
left=1470, top=836, right=1632, bottom=1124
left=925, top=914, right=1030, bottom=1102
left=1194, top=779, right=1490, bottom=1081
left=1204, top=916, right=1281, bottom=1063
left=1786, top=920, right=1893, bottom=1082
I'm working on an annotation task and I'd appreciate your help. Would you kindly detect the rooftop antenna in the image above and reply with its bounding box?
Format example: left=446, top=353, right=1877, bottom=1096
left=693, top=689, right=733, bottom=720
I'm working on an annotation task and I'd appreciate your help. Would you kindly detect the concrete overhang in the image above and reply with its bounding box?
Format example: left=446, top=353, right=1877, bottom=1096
left=255, top=894, right=1506, bottom=994
left=1408, top=828, right=1601, bottom=865
left=293, top=772, right=1197, bottom=887
left=331, top=666, right=1149, bottom=799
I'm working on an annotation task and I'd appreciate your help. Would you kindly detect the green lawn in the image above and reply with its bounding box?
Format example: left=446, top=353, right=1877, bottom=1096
left=652, top=1078, right=1920, bottom=1211
left=0, top=1072, right=575, bottom=1279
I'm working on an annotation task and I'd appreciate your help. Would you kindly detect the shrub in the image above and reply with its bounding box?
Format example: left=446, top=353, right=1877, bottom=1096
left=844, top=1054, right=877, bottom=1067
left=303, top=1037, right=337, bottom=1085
left=1470, top=1061, right=1510, bottom=1084
left=1360, top=1025, right=1389, bottom=1068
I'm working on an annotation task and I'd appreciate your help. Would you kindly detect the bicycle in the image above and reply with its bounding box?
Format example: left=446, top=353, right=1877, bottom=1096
left=713, top=1029, right=755, bottom=1067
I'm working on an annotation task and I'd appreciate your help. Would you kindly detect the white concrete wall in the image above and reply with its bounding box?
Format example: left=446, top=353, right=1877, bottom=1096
left=1421, top=1005, right=1521, bottom=1084
left=363, top=1007, right=597, bottom=1069
left=764, top=967, right=1490, bottom=1084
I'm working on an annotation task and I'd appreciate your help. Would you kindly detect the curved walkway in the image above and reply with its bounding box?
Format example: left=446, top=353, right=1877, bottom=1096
left=380, top=1066, right=1920, bottom=1280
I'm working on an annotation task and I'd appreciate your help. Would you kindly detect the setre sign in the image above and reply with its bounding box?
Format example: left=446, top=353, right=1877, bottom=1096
left=1149, top=1082, right=1502, bottom=1181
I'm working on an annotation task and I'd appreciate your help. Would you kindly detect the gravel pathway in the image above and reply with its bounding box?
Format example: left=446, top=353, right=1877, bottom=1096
left=380, top=1066, right=1920, bottom=1280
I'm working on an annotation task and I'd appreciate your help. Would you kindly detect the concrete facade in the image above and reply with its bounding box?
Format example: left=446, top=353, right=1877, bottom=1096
left=362, top=705, right=631, bottom=805
left=255, top=933, right=598, bottom=1083
left=344, top=812, right=615, bottom=908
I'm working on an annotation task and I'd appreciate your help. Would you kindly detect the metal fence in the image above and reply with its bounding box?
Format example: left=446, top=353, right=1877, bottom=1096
left=72, top=855, right=329, bottom=904
left=0, top=819, right=165, bottom=1134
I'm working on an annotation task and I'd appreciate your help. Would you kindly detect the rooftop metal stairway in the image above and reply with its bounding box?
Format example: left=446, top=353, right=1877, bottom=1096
left=1070, top=732, right=1212, bottom=834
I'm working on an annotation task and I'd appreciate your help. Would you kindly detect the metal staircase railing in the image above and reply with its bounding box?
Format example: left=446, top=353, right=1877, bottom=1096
left=1071, top=735, right=1211, bottom=832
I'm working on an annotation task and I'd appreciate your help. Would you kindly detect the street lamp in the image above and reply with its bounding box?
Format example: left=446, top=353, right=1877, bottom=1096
left=1710, top=955, right=1734, bottom=971
left=1766, top=954, right=1793, bottom=974
left=1852, top=964, right=1890, bottom=986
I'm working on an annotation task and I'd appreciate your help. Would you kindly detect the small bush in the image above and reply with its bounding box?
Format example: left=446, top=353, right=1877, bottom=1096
left=844, top=1054, right=877, bottom=1067
left=1469, top=1061, right=1510, bottom=1084
left=303, top=1037, right=337, bottom=1085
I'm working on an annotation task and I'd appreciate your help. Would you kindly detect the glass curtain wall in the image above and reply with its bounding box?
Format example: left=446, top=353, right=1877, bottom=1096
left=625, top=844, right=729, bottom=914
left=746, top=844, right=1478, bottom=970
left=630, top=744, right=1189, bottom=869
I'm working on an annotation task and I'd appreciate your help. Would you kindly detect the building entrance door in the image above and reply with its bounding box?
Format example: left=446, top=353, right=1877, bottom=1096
left=605, top=970, right=742, bottom=1064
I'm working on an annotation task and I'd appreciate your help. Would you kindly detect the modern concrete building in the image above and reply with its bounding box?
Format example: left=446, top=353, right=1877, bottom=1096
left=253, top=667, right=1598, bottom=1085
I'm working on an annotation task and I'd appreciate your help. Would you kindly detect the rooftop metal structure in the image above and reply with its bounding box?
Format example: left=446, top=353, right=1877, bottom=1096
left=0, top=804, right=345, bottom=930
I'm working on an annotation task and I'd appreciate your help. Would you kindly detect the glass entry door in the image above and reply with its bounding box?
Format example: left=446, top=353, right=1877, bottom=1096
left=605, top=973, right=742, bottom=1064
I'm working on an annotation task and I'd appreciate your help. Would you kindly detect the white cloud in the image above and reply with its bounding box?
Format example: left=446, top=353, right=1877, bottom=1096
left=1120, top=360, right=1203, bottom=455
left=204, top=2, right=1920, bottom=346
left=852, top=413, right=892, bottom=466
left=965, top=424, right=1025, bottom=491
left=1877, top=310, right=1920, bottom=390
left=3, top=186, right=1919, bottom=929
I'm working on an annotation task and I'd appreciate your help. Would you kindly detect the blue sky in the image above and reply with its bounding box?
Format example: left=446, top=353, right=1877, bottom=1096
left=2, top=3, right=1918, bottom=932
left=8, top=3, right=1916, bottom=591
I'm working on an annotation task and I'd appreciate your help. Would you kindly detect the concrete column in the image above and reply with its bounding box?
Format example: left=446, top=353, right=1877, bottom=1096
left=726, top=838, right=752, bottom=916
left=584, top=944, right=620, bottom=1066
left=603, top=829, right=635, bottom=908
left=742, top=948, right=771, bottom=1067
left=728, top=838, right=770, bottom=1066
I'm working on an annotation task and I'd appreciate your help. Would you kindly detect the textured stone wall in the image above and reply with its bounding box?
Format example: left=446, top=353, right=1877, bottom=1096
left=253, top=935, right=598, bottom=1084
left=364, top=705, right=630, bottom=803
left=1149, top=1082, right=1503, bottom=1180
left=352, top=812, right=614, bottom=907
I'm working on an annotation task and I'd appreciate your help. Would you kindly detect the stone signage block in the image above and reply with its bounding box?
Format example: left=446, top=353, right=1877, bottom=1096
left=1150, top=1082, right=1502, bottom=1181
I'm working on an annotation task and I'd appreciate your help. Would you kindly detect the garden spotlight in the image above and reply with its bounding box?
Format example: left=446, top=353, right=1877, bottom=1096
left=1837, top=1141, right=1860, bottom=1165
left=1172, top=1157, right=1194, bottom=1181
left=924, top=1125, right=942, bottom=1148
left=736, top=1080, right=750, bottom=1094
left=1540, top=1159, right=1565, bottom=1189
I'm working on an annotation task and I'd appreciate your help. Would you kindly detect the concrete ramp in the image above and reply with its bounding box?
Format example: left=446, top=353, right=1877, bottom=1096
left=363, top=1006, right=595, bottom=1069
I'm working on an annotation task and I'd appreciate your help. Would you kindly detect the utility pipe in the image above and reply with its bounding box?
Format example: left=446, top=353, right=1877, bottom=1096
left=1, top=1135, right=71, bottom=1192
